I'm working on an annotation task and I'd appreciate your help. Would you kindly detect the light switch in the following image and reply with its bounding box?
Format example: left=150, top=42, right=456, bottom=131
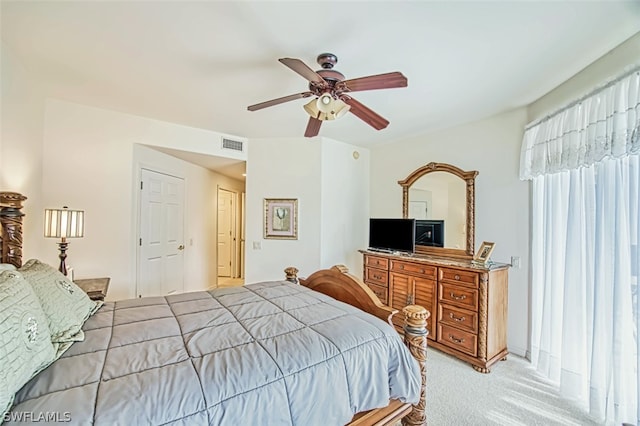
left=511, top=256, right=520, bottom=268
left=253, top=241, right=262, bottom=250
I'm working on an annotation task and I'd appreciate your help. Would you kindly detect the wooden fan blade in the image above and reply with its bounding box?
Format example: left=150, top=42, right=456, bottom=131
left=248, top=92, right=313, bottom=111
left=337, top=72, right=408, bottom=93
left=304, top=116, right=322, bottom=137
left=340, top=95, right=389, bottom=130
left=279, top=58, right=327, bottom=86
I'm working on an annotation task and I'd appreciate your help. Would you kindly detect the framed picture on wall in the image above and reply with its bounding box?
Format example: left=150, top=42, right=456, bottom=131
left=264, top=198, right=298, bottom=240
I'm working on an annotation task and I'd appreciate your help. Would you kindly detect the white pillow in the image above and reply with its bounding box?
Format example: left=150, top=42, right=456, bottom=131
left=0, top=270, right=56, bottom=419
left=19, top=259, right=102, bottom=345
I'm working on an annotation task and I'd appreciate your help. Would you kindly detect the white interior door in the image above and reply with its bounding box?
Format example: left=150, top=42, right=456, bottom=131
left=240, top=192, right=245, bottom=279
left=138, top=169, right=185, bottom=297
left=217, top=188, right=233, bottom=277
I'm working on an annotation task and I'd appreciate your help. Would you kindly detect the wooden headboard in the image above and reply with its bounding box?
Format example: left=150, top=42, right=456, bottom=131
left=0, top=192, right=27, bottom=268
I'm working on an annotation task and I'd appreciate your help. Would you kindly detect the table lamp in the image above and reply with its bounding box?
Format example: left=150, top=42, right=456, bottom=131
left=44, top=206, right=84, bottom=275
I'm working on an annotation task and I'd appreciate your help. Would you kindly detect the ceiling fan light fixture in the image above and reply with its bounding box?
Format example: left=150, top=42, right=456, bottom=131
left=304, top=98, right=333, bottom=121
left=316, top=92, right=336, bottom=114
left=307, top=95, right=351, bottom=120
left=332, top=99, right=351, bottom=119
left=319, top=92, right=333, bottom=106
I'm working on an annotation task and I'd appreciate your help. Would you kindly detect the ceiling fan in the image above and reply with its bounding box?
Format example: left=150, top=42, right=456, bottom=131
left=247, top=53, right=408, bottom=137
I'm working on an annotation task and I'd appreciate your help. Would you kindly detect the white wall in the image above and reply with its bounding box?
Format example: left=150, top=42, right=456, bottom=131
left=244, top=136, right=369, bottom=283
left=40, top=99, right=246, bottom=300
left=244, top=137, right=322, bottom=283
left=320, top=139, right=370, bottom=274
left=0, top=44, right=46, bottom=260
left=370, top=108, right=531, bottom=357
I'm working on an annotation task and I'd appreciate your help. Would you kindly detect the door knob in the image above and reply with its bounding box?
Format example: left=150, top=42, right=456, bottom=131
left=178, top=245, right=185, bottom=250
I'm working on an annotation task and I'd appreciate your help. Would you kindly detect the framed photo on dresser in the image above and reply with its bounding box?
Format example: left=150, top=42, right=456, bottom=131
left=473, top=241, right=495, bottom=264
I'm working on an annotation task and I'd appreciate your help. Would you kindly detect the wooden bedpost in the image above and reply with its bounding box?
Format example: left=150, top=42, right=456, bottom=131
left=0, top=192, right=27, bottom=268
left=284, top=266, right=299, bottom=283
left=402, top=305, right=428, bottom=426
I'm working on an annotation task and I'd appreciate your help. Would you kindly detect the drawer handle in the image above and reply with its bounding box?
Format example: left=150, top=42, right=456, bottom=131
left=449, top=334, right=465, bottom=344
left=420, top=269, right=425, bottom=274
left=373, top=274, right=382, bottom=280
left=399, top=264, right=404, bottom=270
left=454, top=274, right=461, bottom=280
left=450, top=292, right=467, bottom=301
left=449, top=313, right=466, bottom=322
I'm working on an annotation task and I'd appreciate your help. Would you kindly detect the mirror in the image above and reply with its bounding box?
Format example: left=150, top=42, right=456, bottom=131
left=398, top=162, right=478, bottom=259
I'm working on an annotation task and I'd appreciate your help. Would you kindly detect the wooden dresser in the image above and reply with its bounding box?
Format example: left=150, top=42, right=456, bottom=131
left=361, top=250, right=509, bottom=373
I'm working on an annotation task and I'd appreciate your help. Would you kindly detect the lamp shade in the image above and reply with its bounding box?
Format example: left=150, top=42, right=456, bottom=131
left=328, top=98, right=351, bottom=119
left=317, top=93, right=334, bottom=112
left=304, top=96, right=351, bottom=121
left=44, top=207, right=84, bottom=239
left=304, top=99, right=331, bottom=121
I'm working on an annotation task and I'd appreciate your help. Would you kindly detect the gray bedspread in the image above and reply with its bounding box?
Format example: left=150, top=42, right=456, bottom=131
left=7, top=280, right=421, bottom=425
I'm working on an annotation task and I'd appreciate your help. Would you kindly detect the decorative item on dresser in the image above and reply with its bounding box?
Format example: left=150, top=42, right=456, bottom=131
left=472, top=241, right=496, bottom=266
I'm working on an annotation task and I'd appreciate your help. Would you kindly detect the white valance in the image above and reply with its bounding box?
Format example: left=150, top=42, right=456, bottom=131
left=520, top=66, right=640, bottom=180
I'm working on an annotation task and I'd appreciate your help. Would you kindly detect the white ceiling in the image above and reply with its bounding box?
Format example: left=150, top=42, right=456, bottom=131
left=2, top=1, right=640, bottom=176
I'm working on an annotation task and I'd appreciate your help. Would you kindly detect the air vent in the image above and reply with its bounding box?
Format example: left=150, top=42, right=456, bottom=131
left=222, top=138, right=244, bottom=152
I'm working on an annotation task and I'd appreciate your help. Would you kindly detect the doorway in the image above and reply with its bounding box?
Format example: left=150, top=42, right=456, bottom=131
left=217, top=187, right=244, bottom=286
left=137, top=168, right=185, bottom=297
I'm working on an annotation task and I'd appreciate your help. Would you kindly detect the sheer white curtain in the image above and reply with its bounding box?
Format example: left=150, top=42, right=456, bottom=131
left=521, top=67, right=640, bottom=425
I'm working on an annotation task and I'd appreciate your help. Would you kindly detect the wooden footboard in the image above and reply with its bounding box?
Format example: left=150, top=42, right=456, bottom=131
left=292, top=265, right=428, bottom=426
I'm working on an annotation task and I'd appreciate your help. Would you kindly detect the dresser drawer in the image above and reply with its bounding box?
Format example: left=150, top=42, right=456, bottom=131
left=439, top=282, right=479, bottom=311
left=390, top=261, right=437, bottom=279
left=438, top=304, right=477, bottom=334
left=366, top=255, right=389, bottom=270
left=365, top=267, right=388, bottom=287
left=366, top=283, right=388, bottom=305
left=438, top=323, right=477, bottom=357
left=438, top=267, right=479, bottom=288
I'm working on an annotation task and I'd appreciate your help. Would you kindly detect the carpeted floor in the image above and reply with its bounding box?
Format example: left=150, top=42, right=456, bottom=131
left=426, top=348, right=600, bottom=425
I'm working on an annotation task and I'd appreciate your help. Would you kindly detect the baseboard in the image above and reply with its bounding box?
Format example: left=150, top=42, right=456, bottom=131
left=509, top=345, right=528, bottom=359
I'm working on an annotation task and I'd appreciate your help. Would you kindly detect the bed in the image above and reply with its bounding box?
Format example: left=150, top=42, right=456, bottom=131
left=0, top=191, right=428, bottom=425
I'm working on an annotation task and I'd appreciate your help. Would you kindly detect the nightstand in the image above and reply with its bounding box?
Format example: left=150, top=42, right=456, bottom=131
left=74, top=277, right=110, bottom=301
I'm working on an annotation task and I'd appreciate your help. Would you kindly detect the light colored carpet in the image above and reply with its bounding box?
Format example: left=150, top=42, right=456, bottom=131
left=426, top=348, right=600, bottom=425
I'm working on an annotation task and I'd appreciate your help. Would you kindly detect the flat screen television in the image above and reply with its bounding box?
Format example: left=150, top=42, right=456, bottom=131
left=415, top=219, right=444, bottom=247
left=368, top=218, right=416, bottom=254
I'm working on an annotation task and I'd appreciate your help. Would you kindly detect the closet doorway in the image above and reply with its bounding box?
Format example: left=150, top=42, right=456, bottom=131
left=217, top=187, right=243, bottom=286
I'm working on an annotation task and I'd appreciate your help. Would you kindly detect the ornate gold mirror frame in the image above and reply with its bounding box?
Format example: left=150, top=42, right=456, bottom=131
left=398, top=162, right=478, bottom=259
